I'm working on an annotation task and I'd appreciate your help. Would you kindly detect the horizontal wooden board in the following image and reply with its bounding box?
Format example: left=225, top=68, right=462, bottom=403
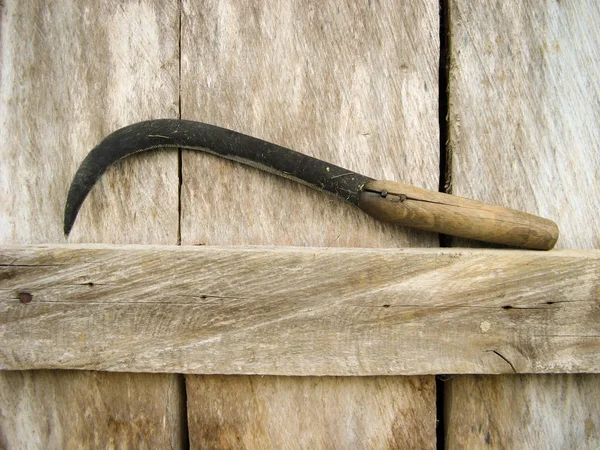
left=1, top=244, right=599, bottom=374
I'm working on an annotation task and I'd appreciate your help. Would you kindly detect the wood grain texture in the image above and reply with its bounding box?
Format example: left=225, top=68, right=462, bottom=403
left=180, top=0, right=440, bottom=248
left=187, top=376, right=435, bottom=450
left=445, top=375, right=600, bottom=449
left=1, top=244, right=599, bottom=375
left=0, top=0, right=185, bottom=447
left=0, top=0, right=180, bottom=245
left=446, top=1, right=600, bottom=448
left=0, top=371, right=187, bottom=450
left=180, top=1, right=439, bottom=447
left=447, top=0, right=600, bottom=250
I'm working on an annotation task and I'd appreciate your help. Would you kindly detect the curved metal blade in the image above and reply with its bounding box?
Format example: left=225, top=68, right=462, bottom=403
left=64, top=119, right=373, bottom=236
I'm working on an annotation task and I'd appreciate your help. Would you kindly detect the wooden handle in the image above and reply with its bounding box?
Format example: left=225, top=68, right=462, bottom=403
left=358, top=180, right=559, bottom=250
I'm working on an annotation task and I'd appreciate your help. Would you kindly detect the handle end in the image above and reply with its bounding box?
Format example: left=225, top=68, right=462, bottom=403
left=359, top=180, right=559, bottom=250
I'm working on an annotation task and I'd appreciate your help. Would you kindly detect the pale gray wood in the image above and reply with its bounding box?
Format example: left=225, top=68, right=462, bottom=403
left=445, top=375, right=600, bottom=449
left=180, top=0, right=440, bottom=248
left=187, top=375, right=435, bottom=450
left=447, top=0, right=600, bottom=250
left=0, top=0, right=180, bottom=245
left=1, top=244, right=598, bottom=375
left=446, top=1, right=600, bottom=448
left=0, top=0, right=184, bottom=447
left=179, top=1, right=440, bottom=447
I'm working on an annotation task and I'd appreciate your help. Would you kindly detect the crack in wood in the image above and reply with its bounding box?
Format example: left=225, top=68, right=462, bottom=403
left=0, top=264, right=65, bottom=267
left=502, top=305, right=552, bottom=310
left=488, top=350, right=517, bottom=373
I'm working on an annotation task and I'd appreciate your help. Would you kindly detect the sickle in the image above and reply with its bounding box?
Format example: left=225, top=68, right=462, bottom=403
left=64, top=119, right=559, bottom=250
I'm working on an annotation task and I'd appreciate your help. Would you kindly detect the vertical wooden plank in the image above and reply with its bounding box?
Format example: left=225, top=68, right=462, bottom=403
left=187, top=376, right=434, bottom=449
left=446, top=1, right=600, bottom=448
left=180, top=0, right=440, bottom=248
left=0, top=0, right=185, bottom=447
left=181, top=1, right=439, bottom=448
left=0, top=371, right=186, bottom=449
left=447, top=0, right=600, bottom=249
left=445, top=375, right=600, bottom=449
left=0, top=0, right=180, bottom=245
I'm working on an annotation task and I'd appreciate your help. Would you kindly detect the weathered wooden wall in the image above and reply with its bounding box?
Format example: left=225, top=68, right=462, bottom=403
left=1, top=0, right=441, bottom=448
left=446, top=1, right=600, bottom=448
left=2, top=0, right=599, bottom=448
left=0, top=0, right=186, bottom=447
left=180, top=1, right=439, bottom=447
